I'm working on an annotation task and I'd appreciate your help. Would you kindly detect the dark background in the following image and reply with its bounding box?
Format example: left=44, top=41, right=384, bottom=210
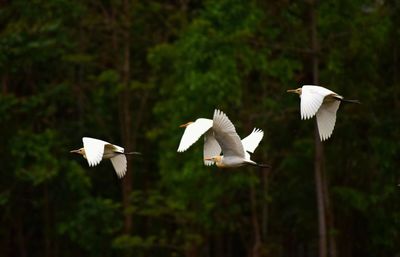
left=0, top=0, right=399, bottom=256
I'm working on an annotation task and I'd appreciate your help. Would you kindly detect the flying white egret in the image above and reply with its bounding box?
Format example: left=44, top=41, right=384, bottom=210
left=287, top=85, right=360, bottom=141
left=178, top=109, right=269, bottom=168
left=70, top=137, right=140, bottom=178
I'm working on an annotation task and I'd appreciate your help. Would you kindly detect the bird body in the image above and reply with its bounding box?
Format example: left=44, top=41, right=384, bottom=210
left=70, top=137, right=139, bottom=178
left=287, top=85, right=359, bottom=141
left=178, top=109, right=268, bottom=168
left=210, top=155, right=258, bottom=168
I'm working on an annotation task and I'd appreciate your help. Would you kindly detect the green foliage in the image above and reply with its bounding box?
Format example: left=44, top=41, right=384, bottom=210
left=12, top=130, right=59, bottom=186
left=58, top=197, right=122, bottom=254
left=113, top=234, right=157, bottom=250
left=0, top=0, right=399, bottom=257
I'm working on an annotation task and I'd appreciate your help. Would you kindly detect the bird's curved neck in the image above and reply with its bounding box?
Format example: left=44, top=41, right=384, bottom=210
left=81, top=149, right=87, bottom=159
left=215, top=156, right=225, bottom=168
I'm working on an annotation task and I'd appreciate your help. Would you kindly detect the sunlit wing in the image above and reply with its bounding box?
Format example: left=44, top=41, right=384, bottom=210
left=241, top=128, right=264, bottom=154
left=212, top=109, right=245, bottom=158
left=301, top=85, right=337, bottom=120
left=177, top=118, right=213, bottom=152
left=105, top=143, right=124, bottom=154
left=203, top=130, right=221, bottom=166
left=316, top=100, right=341, bottom=141
left=110, top=154, right=127, bottom=178
left=82, top=137, right=109, bottom=167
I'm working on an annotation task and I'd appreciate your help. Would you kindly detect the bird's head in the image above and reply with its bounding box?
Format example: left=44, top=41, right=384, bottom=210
left=287, top=88, right=302, bottom=95
left=204, top=156, right=224, bottom=167
left=179, top=121, right=194, bottom=128
left=70, top=148, right=86, bottom=158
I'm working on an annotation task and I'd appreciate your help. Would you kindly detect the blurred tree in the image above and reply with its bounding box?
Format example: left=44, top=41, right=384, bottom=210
left=0, top=0, right=399, bottom=257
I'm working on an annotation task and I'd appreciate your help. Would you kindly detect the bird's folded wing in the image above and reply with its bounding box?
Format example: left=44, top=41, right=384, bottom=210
left=105, top=143, right=124, bottom=154
left=212, top=109, right=245, bottom=158
left=316, top=100, right=340, bottom=141
left=177, top=118, right=213, bottom=152
left=110, top=154, right=127, bottom=178
left=83, top=137, right=109, bottom=167
left=203, top=130, right=221, bottom=166
left=300, top=86, right=336, bottom=120
left=241, top=128, right=264, bottom=154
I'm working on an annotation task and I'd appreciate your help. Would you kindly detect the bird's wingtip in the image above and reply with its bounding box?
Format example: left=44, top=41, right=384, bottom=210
left=177, top=147, right=186, bottom=152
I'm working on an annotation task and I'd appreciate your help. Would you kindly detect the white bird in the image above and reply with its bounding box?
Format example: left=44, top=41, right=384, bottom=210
left=70, top=137, right=140, bottom=178
left=178, top=109, right=269, bottom=168
left=287, top=85, right=360, bottom=141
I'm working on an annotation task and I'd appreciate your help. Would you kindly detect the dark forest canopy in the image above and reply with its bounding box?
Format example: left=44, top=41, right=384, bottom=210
left=0, top=0, right=399, bottom=257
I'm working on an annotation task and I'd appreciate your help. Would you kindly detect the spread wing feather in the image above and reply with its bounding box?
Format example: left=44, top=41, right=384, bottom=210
left=177, top=118, right=213, bottom=152
left=316, top=100, right=341, bottom=141
left=212, top=109, right=245, bottom=158
left=241, top=128, right=264, bottom=154
left=83, top=137, right=109, bottom=167
left=203, top=130, right=221, bottom=166
left=110, top=154, right=127, bottom=178
left=301, top=85, right=337, bottom=120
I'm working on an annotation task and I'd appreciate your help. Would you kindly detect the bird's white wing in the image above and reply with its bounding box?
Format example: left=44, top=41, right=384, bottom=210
left=316, top=100, right=341, bottom=141
left=177, top=118, right=213, bottom=152
left=110, top=154, right=127, bottom=178
left=212, top=109, right=245, bottom=158
left=104, top=143, right=124, bottom=154
left=203, top=130, right=221, bottom=166
left=241, top=128, right=264, bottom=153
left=82, top=137, right=109, bottom=167
left=301, top=85, right=336, bottom=120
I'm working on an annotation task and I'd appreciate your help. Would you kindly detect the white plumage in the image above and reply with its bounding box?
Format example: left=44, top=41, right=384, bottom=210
left=299, top=86, right=338, bottom=119
left=212, top=109, right=245, bottom=160
left=287, top=85, right=359, bottom=141
left=71, top=137, right=138, bottom=178
left=109, top=154, right=127, bottom=178
left=178, top=109, right=267, bottom=168
left=241, top=128, right=264, bottom=160
left=177, top=118, right=213, bottom=152
left=241, top=128, right=264, bottom=154
left=203, top=130, right=222, bottom=166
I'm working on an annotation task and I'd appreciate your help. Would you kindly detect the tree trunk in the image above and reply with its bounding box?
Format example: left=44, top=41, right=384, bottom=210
left=309, top=2, right=338, bottom=257
left=314, top=125, right=327, bottom=257
left=249, top=178, right=261, bottom=257
left=120, top=90, right=133, bottom=234
left=393, top=35, right=399, bottom=107
left=309, top=2, right=328, bottom=257
left=16, top=206, right=27, bottom=257
left=43, top=182, right=52, bottom=257
left=2, top=73, right=8, bottom=94
left=120, top=0, right=133, bottom=234
left=261, top=167, right=268, bottom=242
left=324, top=175, right=337, bottom=257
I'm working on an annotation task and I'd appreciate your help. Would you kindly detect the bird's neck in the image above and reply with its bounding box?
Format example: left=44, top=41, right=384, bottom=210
left=215, top=156, right=225, bottom=168
left=81, top=149, right=87, bottom=159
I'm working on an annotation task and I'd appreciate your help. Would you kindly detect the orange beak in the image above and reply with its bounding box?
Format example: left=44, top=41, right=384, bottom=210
left=286, top=89, right=297, bottom=93
left=179, top=122, right=193, bottom=128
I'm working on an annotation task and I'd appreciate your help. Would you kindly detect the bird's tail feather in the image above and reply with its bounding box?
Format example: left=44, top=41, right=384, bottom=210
left=340, top=98, right=361, bottom=104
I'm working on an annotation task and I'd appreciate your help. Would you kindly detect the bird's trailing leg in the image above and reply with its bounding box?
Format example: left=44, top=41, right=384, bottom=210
left=338, top=98, right=361, bottom=104
left=124, top=152, right=141, bottom=155
left=247, top=161, right=271, bottom=169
